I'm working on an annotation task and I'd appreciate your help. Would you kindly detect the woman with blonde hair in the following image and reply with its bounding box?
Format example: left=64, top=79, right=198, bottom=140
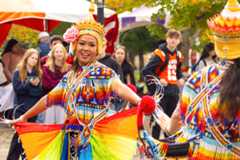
left=42, top=43, right=71, bottom=94
left=39, top=43, right=71, bottom=123
left=7, top=48, right=44, bottom=160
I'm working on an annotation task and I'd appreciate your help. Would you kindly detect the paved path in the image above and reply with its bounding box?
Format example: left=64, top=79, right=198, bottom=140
left=0, top=124, right=14, bottom=160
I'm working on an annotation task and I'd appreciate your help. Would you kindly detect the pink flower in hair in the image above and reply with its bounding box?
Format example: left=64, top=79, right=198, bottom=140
left=63, top=26, right=79, bottom=43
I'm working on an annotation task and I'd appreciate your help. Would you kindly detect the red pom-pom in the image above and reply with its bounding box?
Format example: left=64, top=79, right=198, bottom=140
left=140, top=96, right=156, bottom=115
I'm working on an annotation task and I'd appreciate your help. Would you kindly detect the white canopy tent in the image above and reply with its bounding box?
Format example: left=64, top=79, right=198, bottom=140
left=119, top=5, right=168, bottom=31
left=0, top=0, right=115, bottom=23
left=0, top=0, right=116, bottom=45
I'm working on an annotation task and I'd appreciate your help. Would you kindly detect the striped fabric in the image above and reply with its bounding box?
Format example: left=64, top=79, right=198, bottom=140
left=180, top=64, right=240, bottom=159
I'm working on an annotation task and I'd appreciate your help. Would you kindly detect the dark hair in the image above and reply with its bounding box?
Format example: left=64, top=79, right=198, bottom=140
left=50, top=35, right=63, bottom=44
left=2, top=39, right=18, bottom=55
left=200, top=43, right=214, bottom=60
left=72, top=56, right=79, bottom=72
left=219, top=58, right=240, bottom=119
left=115, top=45, right=126, bottom=51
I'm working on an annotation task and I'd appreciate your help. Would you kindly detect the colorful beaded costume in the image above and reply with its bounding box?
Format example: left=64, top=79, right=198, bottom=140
left=180, top=64, right=240, bottom=159
left=15, top=64, right=139, bottom=160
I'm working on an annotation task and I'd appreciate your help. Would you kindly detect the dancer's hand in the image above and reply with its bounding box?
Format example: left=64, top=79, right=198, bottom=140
left=0, top=115, right=27, bottom=125
left=139, top=130, right=160, bottom=159
left=177, top=78, right=185, bottom=88
left=160, top=78, right=168, bottom=86
left=14, top=115, right=27, bottom=123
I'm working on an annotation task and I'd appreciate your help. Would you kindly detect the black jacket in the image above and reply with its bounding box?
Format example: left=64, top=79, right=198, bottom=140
left=12, top=70, right=44, bottom=118
left=99, top=55, right=124, bottom=81
left=121, top=60, right=136, bottom=85
left=142, top=43, right=183, bottom=95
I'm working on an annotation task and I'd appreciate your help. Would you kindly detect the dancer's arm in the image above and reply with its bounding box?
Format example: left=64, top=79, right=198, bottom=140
left=17, top=78, right=66, bottom=122
left=167, top=104, right=182, bottom=135
left=19, top=95, right=48, bottom=121
left=150, top=104, right=181, bottom=136
left=2, top=53, right=12, bottom=82
left=111, top=78, right=141, bottom=106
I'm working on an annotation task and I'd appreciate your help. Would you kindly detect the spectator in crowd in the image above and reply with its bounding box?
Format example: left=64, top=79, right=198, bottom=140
left=42, top=43, right=71, bottom=94
left=188, top=49, right=199, bottom=74
left=38, top=43, right=71, bottom=123
left=0, top=59, right=9, bottom=118
left=114, top=45, right=136, bottom=85
left=2, top=39, right=26, bottom=82
left=7, top=48, right=44, bottom=160
left=40, top=35, right=67, bottom=65
left=191, top=43, right=218, bottom=72
left=37, top=32, right=50, bottom=58
left=0, top=59, right=8, bottom=86
left=142, top=29, right=184, bottom=139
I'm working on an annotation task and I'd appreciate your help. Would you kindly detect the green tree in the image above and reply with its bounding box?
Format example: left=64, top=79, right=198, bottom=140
left=147, top=0, right=225, bottom=50
left=120, top=27, right=159, bottom=69
left=7, top=24, right=39, bottom=48
left=51, top=22, right=71, bottom=36
left=106, top=0, right=157, bottom=13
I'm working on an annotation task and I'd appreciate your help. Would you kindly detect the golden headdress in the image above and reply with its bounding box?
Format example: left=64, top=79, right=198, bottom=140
left=208, top=0, right=240, bottom=59
left=63, top=0, right=105, bottom=56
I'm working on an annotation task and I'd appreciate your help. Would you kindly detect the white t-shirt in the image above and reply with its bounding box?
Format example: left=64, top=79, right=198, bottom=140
left=0, top=62, right=7, bottom=85
left=196, top=59, right=217, bottom=71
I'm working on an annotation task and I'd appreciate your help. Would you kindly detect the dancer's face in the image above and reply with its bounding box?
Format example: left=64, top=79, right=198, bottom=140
left=76, top=34, right=98, bottom=65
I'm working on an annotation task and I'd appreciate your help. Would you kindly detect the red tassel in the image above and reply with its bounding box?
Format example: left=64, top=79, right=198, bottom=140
left=137, top=96, right=156, bottom=129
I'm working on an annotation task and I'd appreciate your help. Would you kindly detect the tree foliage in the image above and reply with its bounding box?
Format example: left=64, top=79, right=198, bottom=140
left=147, top=0, right=226, bottom=50
left=105, top=0, right=156, bottom=13
left=5, top=22, right=71, bottom=49
left=7, top=25, right=39, bottom=48
left=106, top=0, right=225, bottom=51
left=119, top=26, right=159, bottom=70
left=120, top=27, right=158, bottom=55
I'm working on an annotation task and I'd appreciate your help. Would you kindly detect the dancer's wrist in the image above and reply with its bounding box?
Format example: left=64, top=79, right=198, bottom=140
left=19, top=115, right=27, bottom=122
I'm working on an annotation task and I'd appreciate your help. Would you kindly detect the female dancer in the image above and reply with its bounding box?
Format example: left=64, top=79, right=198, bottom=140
left=10, top=3, right=149, bottom=160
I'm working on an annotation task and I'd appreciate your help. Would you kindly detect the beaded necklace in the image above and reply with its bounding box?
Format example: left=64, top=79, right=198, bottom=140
left=65, top=62, right=109, bottom=147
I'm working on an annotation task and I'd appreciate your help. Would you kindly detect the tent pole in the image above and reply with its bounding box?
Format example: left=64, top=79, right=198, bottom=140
left=97, top=0, right=105, bottom=24
left=43, top=19, right=48, bottom=32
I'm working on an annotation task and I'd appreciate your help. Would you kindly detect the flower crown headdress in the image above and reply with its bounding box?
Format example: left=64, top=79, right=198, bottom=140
left=63, top=0, right=105, bottom=56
